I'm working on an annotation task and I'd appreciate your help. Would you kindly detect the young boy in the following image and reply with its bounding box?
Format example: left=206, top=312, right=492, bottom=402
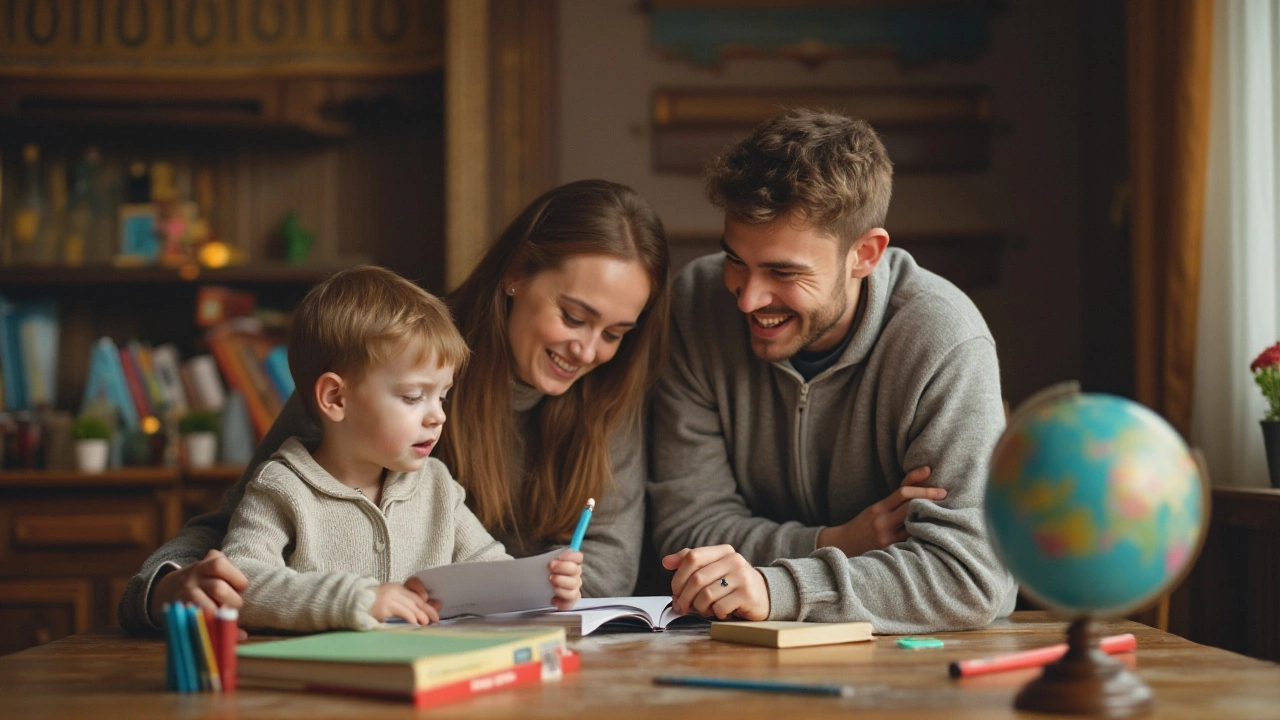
left=222, top=266, right=583, bottom=632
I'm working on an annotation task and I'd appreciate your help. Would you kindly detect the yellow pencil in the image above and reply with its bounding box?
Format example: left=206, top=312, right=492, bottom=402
left=193, top=608, right=223, bottom=692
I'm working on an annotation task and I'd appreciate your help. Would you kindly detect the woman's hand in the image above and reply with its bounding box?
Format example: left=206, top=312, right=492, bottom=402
left=150, top=549, right=248, bottom=624
left=816, top=466, right=944, bottom=557
left=370, top=580, right=438, bottom=625
left=663, top=545, right=769, bottom=621
left=548, top=550, right=584, bottom=610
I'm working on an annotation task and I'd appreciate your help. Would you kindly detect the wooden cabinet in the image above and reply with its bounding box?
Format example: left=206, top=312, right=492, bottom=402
left=0, top=466, right=240, bottom=656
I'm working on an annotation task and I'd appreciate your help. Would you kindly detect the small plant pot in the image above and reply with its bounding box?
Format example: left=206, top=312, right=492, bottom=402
left=184, top=432, right=218, bottom=470
left=1262, top=421, right=1280, bottom=488
left=74, top=439, right=110, bottom=474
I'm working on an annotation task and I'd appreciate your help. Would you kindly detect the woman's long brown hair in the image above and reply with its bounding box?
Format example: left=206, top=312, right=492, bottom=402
left=438, top=180, right=670, bottom=541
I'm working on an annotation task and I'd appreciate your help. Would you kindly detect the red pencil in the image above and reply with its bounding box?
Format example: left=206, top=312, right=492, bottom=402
left=949, top=633, right=1137, bottom=678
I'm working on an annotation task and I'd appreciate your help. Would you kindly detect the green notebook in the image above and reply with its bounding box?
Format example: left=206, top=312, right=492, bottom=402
left=236, top=627, right=566, bottom=694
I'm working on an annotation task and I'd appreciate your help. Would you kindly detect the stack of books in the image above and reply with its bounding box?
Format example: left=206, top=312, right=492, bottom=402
left=235, top=627, right=576, bottom=708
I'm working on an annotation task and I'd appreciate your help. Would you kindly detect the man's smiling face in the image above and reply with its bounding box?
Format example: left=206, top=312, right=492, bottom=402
left=720, top=214, right=861, bottom=363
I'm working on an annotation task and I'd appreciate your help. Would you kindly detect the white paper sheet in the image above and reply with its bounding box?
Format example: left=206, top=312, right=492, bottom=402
left=413, top=549, right=561, bottom=618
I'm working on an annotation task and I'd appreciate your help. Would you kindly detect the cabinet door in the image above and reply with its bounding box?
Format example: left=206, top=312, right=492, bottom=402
left=0, top=579, right=91, bottom=655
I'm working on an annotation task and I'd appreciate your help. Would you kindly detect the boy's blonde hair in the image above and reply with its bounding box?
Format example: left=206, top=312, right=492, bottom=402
left=289, top=265, right=468, bottom=422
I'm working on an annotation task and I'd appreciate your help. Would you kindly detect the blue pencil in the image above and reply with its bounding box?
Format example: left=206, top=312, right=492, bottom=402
left=568, top=498, right=595, bottom=551
left=654, top=675, right=855, bottom=697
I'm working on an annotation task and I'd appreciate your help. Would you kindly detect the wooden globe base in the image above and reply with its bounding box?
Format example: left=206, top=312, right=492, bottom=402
left=1014, top=618, right=1153, bottom=717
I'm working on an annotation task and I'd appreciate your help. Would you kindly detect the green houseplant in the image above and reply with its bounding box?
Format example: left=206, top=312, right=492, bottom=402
left=179, top=409, right=220, bottom=470
left=70, top=415, right=111, bottom=474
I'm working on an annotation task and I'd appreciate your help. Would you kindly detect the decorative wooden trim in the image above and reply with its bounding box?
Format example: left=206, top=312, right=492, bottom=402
left=0, top=467, right=177, bottom=488
left=490, top=0, right=558, bottom=228
left=0, top=0, right=444, bottom=80
left=445, top=0, right=492, bottom=290
left=0, top=578, right=93, bottom=634
left=652, top=86, right=993, bottom=175
left=13, top=512, right=154, bottom=549
left=654, top=86, right=989, bottom=127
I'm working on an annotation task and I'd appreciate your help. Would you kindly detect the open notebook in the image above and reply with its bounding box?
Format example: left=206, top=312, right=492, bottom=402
left=442, top=597, right=710, bottom=638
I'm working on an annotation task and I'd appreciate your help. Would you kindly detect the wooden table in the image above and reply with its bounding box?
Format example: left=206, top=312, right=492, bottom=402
left=3, top=612, right=1279, bottom=719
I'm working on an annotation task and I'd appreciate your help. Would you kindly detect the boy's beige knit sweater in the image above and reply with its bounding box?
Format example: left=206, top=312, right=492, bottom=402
left=222, top=437, right=510, bottom=632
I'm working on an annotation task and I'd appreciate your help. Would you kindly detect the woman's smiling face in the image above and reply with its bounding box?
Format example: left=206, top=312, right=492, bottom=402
left=506, top=254, right=652, bottom=396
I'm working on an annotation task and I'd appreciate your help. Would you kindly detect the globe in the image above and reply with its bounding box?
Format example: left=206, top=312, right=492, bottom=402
left=985, top=384, right=1207, bottom=619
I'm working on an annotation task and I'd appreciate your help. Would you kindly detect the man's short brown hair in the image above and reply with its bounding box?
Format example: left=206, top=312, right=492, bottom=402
left=705, top=108, right=893, bottom=250
left=288, top=265, right=468, bottom=422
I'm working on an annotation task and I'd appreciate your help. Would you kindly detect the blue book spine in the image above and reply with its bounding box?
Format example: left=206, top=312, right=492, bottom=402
left=0, top=295, right=28, bottom=410
left=263, top=344, right=294, bottom=400
left=97, top=338, right=139, bottom=431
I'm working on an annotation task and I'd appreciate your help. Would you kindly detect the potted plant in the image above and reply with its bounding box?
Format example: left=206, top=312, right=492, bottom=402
left=1251, top=341, right=1280, bottom=487
left=178, top=409, right=220, bottom=470
left=70, top=415, right=111, bottom=474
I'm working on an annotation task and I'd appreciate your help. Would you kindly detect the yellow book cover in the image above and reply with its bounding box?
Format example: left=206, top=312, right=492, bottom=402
left=709, top=620, right=873, bottom=649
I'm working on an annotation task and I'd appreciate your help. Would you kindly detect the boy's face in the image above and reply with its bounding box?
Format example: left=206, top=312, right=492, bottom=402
left=721, top=215, right=862, bottom=363
left=506, top=254, right=651, bottom=396
left=340, top=348, right=454, bottom=475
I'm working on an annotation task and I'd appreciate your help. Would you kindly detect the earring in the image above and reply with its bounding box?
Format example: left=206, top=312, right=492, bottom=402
left=507, top=285, right=515, bottom=296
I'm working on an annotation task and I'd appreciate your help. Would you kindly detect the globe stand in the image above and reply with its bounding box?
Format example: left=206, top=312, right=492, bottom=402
left=1014, top=618, right=1153, bottom=717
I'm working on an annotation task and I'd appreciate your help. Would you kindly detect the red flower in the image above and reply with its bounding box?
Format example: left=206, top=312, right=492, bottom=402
left=1250, top=342, right=1280, bottom=373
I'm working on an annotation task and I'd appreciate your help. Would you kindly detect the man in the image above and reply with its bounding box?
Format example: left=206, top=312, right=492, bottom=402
left=649, top=108, right=1017, bottom=634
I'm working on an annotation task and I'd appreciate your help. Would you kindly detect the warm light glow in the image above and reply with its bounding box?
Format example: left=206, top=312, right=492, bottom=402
left=179, top=263, right=200, bottom=281
left=199, top=241, right=232, bottom=268
left=142, top=416, right=161, bottom=434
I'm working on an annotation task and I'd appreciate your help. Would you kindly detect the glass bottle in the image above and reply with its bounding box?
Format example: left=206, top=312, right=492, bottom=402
left=11, top=143, right=48, bottom=265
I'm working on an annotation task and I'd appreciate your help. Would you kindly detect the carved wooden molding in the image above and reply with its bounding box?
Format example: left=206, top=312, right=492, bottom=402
left=445, top=0, right=557, bottom=289
left=12, top=511, right=154, bottom=548
left=0, top=578, right=93, bottom=633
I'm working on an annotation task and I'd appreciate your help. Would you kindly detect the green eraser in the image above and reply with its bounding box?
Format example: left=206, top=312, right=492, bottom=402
left=896, top=637, right=945, bottom=649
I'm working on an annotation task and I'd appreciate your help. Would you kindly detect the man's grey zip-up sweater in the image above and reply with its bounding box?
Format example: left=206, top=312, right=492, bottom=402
left=649, top=248, right=1017, bottom=634
left=222, top=438, right=510, bottom=632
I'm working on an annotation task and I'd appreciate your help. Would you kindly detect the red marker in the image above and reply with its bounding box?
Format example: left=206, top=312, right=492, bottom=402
left=214, top=607, right=239, bottom=691
left=949, top=633, right=1137, bottom=678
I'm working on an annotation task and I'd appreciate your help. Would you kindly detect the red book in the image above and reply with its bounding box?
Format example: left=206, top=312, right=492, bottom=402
left=119, top=345, right=152, bottom=420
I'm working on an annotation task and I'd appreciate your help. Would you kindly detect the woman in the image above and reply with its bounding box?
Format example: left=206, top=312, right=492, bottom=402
left=118, top=180, right=669, bottom=633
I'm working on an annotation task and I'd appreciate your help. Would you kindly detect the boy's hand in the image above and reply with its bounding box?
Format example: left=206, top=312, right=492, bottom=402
left=403, top=577, right=443, bottom=617
left=663, top=545, right=769, bottom=621
left=548, top=550, right=583, bottom=610
left=150, top=550, right=249, bottom=624
left=370, top=582, right=437, bottom=625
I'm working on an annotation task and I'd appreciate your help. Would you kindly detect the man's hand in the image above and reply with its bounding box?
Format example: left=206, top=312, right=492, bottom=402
left=548, top=550, right=584, bottom=610
left=371, top=581, right=437, bottom=625
left=663, top=545, right=769, bottom=621
left=817, top=466, right=944, bottom=557
left=150, top=549, right=248, bottom=624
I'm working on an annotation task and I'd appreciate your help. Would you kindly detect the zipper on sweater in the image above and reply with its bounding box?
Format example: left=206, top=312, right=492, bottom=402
left=792, top=382, right=818, bottom=519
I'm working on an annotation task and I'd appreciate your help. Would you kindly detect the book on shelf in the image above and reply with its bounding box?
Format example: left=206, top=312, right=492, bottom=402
left=448, top=596, right=709, bottom=639
left=708, top=620, right=873, bottom=649
left=181, top=354, right=226, bottom=411
left=205, top=317, right=283, bottom=439
left=149, top=343, right=189, bottom=415
left=236, top=627, right=572, bottom=707
left=81, top=337, right=139, bottom=431
left=118, top=343, right=153, bottom=419
left=0, top=295, right=59, bottom=411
